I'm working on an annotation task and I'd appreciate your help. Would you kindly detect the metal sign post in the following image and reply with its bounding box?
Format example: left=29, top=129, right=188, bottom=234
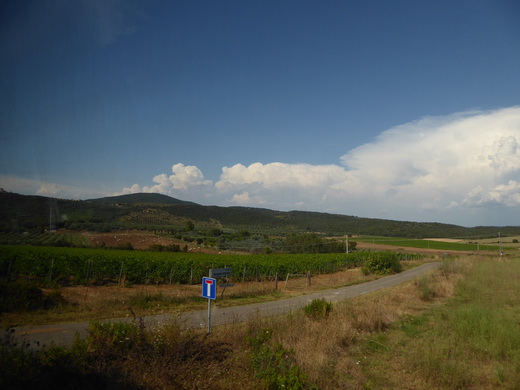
left=207, top=294, right=211, bottom=334
left=201, top=268, right=233, bottom=334
left=202, top=275, right=217, bottom=333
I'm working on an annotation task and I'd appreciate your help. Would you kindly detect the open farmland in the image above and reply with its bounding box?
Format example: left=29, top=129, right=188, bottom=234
left=355, top=236, right=504, bottom=253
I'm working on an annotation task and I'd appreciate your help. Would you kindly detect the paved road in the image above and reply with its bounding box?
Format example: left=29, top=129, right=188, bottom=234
left=8, top=262, right=440, bottom=349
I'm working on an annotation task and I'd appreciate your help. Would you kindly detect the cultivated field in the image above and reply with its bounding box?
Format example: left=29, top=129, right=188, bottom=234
left=4, top=254, right=519, bottom=389
left=2, top=230, right=519, bottom=389
left=355, top=235, right=507, bottom=254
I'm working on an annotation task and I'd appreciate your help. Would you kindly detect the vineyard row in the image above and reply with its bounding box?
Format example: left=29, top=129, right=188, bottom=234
left=0, top=245, right=421, bottom=286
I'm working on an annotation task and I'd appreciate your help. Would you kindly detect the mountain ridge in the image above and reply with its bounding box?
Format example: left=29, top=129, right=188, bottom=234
left=1, top=191, right=519, bottom=238
left=87, top=192, right=198, bottom=206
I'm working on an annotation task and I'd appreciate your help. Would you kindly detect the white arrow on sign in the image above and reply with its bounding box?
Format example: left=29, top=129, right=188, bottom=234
left=205, top=278, right=214, bottom=296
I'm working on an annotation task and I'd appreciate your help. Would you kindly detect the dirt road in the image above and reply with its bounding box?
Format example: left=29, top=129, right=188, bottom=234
left=8, top=262, right=440, bottom=349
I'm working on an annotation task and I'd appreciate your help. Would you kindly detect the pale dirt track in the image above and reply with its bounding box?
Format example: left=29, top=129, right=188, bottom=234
left=9, top=262, right=440, bottom=349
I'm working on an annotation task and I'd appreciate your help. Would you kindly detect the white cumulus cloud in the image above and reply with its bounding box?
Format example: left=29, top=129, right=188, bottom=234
left=0, top=175, right=108, bottom=199
left=118, top=106, right=520, bottom=225
left=120, top=163, right=212, bottom=198
left=214, top=162, right=350, bottom=209
left=36, top=183, right=61, bottom=197
left=331, top=107, right=520, bottom=223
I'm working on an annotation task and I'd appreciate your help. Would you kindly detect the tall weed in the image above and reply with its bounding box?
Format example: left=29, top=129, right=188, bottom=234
left=416, top=276, right=434, bottom=301
left=245, top=325, right=312, bottom=389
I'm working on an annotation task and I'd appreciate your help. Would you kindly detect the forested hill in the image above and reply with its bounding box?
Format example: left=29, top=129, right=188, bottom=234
left=1, top=191, right=519, bottom=238
left=87, top=193, right=198, bottom=205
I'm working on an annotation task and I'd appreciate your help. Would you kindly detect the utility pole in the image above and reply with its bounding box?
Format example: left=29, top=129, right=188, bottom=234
left=345, top=235, right=349, bottom=254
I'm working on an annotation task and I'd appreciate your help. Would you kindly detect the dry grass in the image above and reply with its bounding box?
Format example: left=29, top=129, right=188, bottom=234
left=2, top=266, right=384, bottom=326
left=207, top=255, right=518, bottom=389
left=227, top=255, right=476, bottom=389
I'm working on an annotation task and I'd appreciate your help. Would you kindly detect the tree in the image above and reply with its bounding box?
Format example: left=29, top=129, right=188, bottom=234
left=184, top=220, right=194, bottom=231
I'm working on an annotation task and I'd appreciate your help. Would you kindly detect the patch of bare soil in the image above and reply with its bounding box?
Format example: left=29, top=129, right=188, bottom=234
left=83, top=230, right=185, bottom=250
left=424, top=238, right=463, bottom=243
left=82, top=230, right=227, bottom=254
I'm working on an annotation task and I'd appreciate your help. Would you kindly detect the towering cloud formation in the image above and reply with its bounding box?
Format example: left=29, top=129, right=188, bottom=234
left=338, top=108, right=520, bottom=210
left=117, top=106, right=520, bottom=224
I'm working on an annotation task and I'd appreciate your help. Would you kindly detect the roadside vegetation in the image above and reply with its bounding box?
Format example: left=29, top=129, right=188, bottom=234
left=3, top=254, right=519, bottom=389
left=356, top=257, right=520, bottom=389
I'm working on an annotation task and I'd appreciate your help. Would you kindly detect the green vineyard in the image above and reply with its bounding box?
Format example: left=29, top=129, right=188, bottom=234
left=0, top=231, right=91, bottom=247
left=0, top=245, right=421, bottom=286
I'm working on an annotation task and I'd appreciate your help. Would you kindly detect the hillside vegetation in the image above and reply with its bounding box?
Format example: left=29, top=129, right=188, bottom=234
left=2, top=191, right=519, bottom=239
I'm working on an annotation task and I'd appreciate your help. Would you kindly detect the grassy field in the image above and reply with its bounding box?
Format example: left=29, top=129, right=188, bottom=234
left=479, top=234, right=520, bottom=249
left=352, top=257, right=520, bottom=389
left=356, top=236, right=502, bottom=252
left=230, top=255, right=520, bottom=389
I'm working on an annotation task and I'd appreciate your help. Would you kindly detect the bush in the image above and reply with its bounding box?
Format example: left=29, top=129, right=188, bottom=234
left=0, top=329, right=137, bottom=389
left=1, top=319, right=232, bottom=389
left=0, top=280, right=68, bottom=313
left=303, top=298, right=333, bottom=320
left=87, top=321, right=143, bottom=356
left=362, top=251, right=402, bottom=275
left=116, top=242, right=134, bottom=250
left=147, top=244, right=181, bottom=252
left=1, top=281, right=44, bottom=313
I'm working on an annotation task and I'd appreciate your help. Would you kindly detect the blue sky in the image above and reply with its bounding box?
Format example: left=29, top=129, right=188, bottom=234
left=1, top=0, right=520, bottom=227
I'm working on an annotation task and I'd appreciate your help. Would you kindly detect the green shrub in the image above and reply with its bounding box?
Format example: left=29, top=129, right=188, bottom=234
left=1, top=319, right=233, bottom=389
left=253, top=343, right=308, bottom=390
left=116, top=242, right=134, bottom=250
left=303, top=298, right=333, bottom=320
left=87, top=321, right=142, bottom=354
left=0, top=281, right=46, bottom=313
left=362, top=251, right=402, bottom=275
left=245, top=327, right=311, bottom=389
left=0, top=281, right=68, bottom=313
left=0, top=329, right=127, bottom=390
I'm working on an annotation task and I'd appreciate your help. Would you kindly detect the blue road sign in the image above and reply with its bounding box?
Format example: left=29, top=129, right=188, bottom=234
left=202, top=277, right=217, bottom=300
